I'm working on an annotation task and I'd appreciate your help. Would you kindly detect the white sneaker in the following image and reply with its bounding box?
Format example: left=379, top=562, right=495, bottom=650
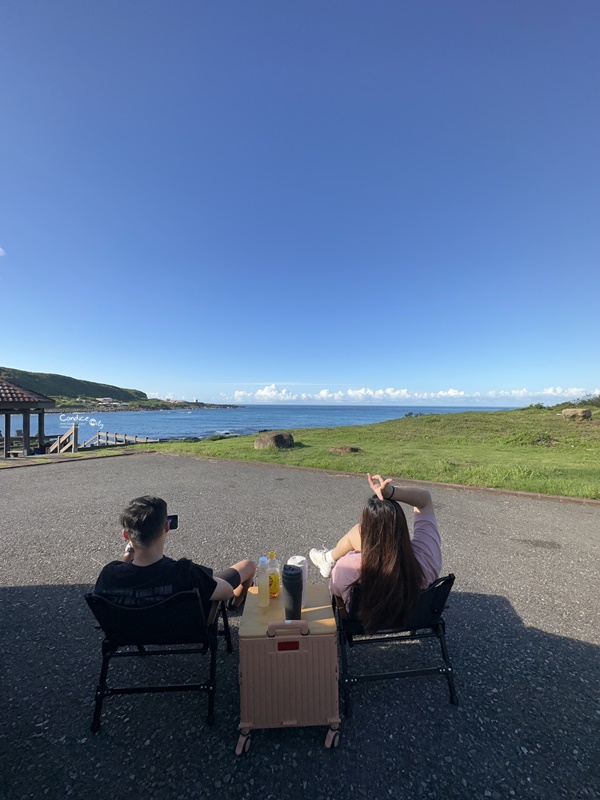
left=309, top=548, right=334, bottom=578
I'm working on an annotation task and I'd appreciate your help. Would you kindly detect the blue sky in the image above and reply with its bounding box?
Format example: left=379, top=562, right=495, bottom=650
left=1, top=1, right=598, bottom=406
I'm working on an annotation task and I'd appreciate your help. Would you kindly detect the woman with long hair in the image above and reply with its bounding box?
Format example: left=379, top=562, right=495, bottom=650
left=310, top=474, right=442, bottom=633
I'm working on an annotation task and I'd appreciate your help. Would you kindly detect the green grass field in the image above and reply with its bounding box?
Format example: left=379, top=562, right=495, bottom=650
left=153, top=407, right=600, bottom=499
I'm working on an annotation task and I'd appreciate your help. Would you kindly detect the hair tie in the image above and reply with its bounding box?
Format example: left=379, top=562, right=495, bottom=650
left=389, top=485, right=395, bottom=500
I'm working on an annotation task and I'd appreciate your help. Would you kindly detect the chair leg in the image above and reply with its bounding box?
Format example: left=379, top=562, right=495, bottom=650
left=446, top=670, right=459, bottom=706
left=206, top=641, right=217, bottom=726
left=342, top=681, right=353, bottom=718
left=206, top=694, right=215, bottom=726
left=91, top=652, right=111, bottom=733
left=338, top=628, right=353, bottom=718
left=436, top=625, right=459, bottom=705
left=220, top=601, right=233, bottom=653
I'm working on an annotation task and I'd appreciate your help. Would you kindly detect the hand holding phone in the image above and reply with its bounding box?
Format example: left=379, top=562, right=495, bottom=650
left=167, top=514, right=179, bottom=531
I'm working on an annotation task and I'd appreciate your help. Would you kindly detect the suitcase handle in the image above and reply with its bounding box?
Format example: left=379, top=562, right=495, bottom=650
left=267, top=620, right=309, bottom=637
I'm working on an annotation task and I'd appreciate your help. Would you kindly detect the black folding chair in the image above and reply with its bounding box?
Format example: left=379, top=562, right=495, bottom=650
left=85, top=589, right=232, bottom=732
left=333, top=574, right=458, bottom=717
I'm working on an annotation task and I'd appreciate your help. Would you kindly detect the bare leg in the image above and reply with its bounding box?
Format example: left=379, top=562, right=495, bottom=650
left=230, top=559, right=256, bottom=606
left=330, top=524, right=361, bottom=561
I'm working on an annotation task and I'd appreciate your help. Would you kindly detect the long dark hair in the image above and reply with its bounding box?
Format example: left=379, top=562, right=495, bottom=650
left=358, top=497, right=424, bottom=633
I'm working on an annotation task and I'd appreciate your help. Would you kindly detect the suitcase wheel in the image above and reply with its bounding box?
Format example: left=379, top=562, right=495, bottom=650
left=325, top=728, right=340, bottom=749
left=236, top=732, right=251, bottom=756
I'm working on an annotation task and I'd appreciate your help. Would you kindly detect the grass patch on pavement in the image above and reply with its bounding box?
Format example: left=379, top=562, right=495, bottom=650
left=154, top=407, right=600, bottom=499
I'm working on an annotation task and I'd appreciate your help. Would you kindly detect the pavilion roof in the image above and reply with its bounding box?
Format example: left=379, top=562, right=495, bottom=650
left=0, top=378, right=56, bottom=411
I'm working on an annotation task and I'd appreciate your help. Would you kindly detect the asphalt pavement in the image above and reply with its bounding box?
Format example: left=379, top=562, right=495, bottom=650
left=1, top=453, right=599, bottom=800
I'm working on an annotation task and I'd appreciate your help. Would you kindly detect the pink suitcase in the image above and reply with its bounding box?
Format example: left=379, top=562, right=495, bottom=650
left=236, top=584, right=340, bottom=754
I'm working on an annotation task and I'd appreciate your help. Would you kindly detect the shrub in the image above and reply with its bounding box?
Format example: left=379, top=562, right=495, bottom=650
left=574, top=393, right=600, bottom=409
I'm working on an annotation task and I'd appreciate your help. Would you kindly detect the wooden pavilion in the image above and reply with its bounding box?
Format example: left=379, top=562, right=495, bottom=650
left=0, top=378, right=56, bottom=458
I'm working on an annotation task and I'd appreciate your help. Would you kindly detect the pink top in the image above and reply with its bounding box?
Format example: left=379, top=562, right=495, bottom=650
left=329, top=508, right=442, bottom=608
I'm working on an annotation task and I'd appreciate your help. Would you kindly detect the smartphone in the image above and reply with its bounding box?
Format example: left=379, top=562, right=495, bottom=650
left=167, top=513, right=179, bottom=531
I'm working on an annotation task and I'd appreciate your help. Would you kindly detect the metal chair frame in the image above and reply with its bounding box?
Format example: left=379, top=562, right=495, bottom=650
left=85, top=589, right=232, bottom=732
left=333, top=573, right=458, bottom=717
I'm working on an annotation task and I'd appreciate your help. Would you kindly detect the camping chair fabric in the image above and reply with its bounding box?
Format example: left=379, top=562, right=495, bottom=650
left=333, top=573, right=458, bottom=717
left=85, top=589, right=232, bottom=731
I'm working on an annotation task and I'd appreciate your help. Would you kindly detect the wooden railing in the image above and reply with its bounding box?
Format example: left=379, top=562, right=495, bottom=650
left=80, top=431, right=159, bottom=448
left=47, top=424, right=79, bottom=454
left=3, top=425, right=158, bottom=457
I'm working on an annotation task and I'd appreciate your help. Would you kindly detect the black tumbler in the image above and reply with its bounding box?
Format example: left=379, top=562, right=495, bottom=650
left=282, top=564, right=303, bottom=620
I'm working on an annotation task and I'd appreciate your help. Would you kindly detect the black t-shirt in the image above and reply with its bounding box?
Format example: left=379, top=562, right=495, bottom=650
left=94, top=556, right=217, bottom=616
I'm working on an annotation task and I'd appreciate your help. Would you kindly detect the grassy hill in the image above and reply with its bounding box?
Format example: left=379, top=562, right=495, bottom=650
left=156, top=406, right=600, bottom=498
left=0, top=367, right=147, bottom=402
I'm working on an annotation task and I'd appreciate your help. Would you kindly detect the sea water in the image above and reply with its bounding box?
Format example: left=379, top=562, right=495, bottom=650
left=39, top=405, right=505, bottom=441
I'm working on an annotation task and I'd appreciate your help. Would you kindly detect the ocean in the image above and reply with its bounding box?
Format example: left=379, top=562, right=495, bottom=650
left=42, top=405, right=506, bottom=441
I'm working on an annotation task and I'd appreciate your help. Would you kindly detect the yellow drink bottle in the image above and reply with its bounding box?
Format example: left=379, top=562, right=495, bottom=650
left=267, top=551, right=280, bottom=598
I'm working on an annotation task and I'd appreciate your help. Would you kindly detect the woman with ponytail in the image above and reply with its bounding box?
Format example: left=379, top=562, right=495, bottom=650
left=309, top=474, right=442, bottom=634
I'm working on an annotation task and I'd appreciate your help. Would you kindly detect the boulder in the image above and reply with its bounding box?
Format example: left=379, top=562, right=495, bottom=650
left=561, top=408, right=592, bottom=421
left=254, top=431, right=295, bottom=450
left=328, top=446, right=363, bottom=455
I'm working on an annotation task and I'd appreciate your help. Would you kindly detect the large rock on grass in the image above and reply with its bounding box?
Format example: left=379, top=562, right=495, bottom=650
left=254, top=431, right=295, bottom=449
left=561, top=408, right=592, bottom=421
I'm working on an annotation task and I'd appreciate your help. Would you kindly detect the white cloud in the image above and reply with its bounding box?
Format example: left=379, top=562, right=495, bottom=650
left=256, top=384, right=298, bottom=401
left=221, top=383, right=597, bottom=405
left=234, top=384, right=299, bottom=402
left=303, top=389, right=345, bottom=401
left=411, top=388, right=466, bottom=399
left=0, top=248, right=5, bottom=256
left=485, top=388, right=529, bottom=398
left=541, top=386, right=586, bottom=397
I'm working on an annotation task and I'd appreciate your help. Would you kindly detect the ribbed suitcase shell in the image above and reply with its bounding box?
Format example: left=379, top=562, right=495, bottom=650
left=238, top=585, right=340, bottom=731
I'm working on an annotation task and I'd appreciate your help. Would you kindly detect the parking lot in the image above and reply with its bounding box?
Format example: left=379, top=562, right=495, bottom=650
left=1, top=453, right=599, bottom=799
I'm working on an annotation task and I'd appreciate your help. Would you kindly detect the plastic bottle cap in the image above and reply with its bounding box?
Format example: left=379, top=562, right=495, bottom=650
left=258, top=556, right=268, bottom=565
left=268, top=551, right=276, bottom=559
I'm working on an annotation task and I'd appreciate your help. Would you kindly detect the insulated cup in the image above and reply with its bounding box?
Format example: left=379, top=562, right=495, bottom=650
left=281, top=564, right=303, bottom=620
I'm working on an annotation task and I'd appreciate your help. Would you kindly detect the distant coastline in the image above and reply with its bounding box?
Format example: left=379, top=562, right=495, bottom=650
left=46, top=403, right=240, bottom=414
